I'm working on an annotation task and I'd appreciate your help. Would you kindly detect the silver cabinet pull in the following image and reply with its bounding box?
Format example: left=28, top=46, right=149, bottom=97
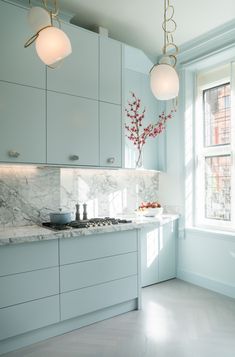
left=69, top=155, right=79, bottom=161
left=8, top=150, right=20, bottom=158
left=107, top=157, right=115, bottom=164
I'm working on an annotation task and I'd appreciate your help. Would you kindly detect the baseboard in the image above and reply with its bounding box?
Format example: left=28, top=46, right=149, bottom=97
left=0, top=299, right=138, bottom=355
left=177, top=269, right=235, bottom=299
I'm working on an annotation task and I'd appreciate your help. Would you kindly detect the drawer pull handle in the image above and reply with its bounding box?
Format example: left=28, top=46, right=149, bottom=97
left=70, top=155, right=79, bottom=161
left=107, top=157, right=115, bottom=164
left=8, top=150, right=20, bottom=158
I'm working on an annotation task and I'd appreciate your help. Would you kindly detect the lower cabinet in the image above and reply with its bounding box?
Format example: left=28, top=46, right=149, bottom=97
left=141, top=220, right=177, bottom=287
left=0, top=240, right=60, bottom=343
left=0, top=296, right=59, bottom=341
left=0, top=231, right=140, bottom=354
left=59, top=231, right=139, bottom=320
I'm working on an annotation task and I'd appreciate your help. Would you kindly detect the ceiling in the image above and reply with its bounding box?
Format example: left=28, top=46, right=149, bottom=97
left=57, top=0, right=235, bottom=60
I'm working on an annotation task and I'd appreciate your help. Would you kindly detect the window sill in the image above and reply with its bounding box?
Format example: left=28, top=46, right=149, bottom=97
left=185, top=226, right=235, bottom=241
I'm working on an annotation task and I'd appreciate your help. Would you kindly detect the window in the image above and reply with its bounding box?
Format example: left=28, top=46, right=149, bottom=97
left=195, top=64, right=235, bottom=230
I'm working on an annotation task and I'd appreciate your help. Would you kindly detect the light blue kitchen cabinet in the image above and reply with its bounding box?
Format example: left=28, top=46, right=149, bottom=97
left=47, top=23, right=99, bottom=100
left=60, top=230, right=137, bottom=265
left=0, top=81, right=46, bottom=164
left=0, top=239, right=60, bottom=344
left=158, top=220, right=177, bottom=282
left=47, top=91, right=99, bottom=166
left=60, top=252, right=137, bottom=292
left=100, top=102, right=122, bottom=167
left=99, top=37, right=122, bottom=104
left=0, top=296, right=60, bottom=341
left=123, top=45, right=163, bottom=170
left=141, top=220, right=177, bottom=287
left=61, top=276, right=138, bottom=321
left=141, top=225, right=159, bottom=287
left=0, top=267, right=59, bottom=309
left=60, top=230, right=139, bottom=321
left=0, top=1, right=45, bottom=89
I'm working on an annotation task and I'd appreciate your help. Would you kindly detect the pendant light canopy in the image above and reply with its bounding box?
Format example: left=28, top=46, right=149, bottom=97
left=25, top=0, right=72, bottom=68
left=150, top=0, right=179, bottom=101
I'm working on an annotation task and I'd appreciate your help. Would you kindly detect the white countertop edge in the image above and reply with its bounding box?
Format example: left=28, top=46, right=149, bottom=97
left=0, top=214, right=179, bottom=245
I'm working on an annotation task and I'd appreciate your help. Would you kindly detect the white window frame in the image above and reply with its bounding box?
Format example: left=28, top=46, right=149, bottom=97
left=195, top=64, right=235, bottom=231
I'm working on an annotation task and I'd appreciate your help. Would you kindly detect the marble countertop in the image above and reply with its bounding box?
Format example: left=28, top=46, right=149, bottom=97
left=0, top=215, right=179, bottom=245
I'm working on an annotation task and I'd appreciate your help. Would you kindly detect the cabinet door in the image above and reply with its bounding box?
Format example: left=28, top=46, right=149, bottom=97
left=47, top=91, right=99, bottom=166
left=0, top=1, right=45, bottom=88
left=158, top=221, right=177, bottom=282
left=141, top=226, right=159, bottom=287
left=0, top=82, right=46, bottom=164
left=100, top=37, right=122, bottom=104
left=100, top=102, right=122, bottom=167
left=124, top=69, right=158, bottom=170
left=47, top=24, right=98, bottom=100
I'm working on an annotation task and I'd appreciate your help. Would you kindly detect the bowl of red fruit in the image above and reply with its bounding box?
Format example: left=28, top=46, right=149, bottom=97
left=137, top=201, right=163, bottom=217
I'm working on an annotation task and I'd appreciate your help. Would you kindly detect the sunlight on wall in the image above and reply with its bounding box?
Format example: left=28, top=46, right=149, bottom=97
left=87, top=198, right=98, bottom=218
left=185, top=101, right=194, bottom=227
left=108, top=188, right=127, bottom=216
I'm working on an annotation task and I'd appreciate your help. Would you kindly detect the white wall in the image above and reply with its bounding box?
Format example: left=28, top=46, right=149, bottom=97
left=159, top=25, right=235, bottom=298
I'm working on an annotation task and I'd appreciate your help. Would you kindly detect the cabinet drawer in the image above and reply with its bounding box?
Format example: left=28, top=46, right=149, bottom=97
left=61, top=275, right=137, bottom=321
left=0, top=240, right=58, bottom=277
left=60, top=252, right=137, bottom=292
left=0, top=267, right=59, bottom=309
left=0, top=296, right=59, bottom=341
left=60, top=230, right=137, bottom=265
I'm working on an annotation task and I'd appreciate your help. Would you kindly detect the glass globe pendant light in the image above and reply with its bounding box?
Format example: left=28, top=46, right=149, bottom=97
left=24, top=0, right=72, bottom=68
left=150, top=0, right=179, bottom=100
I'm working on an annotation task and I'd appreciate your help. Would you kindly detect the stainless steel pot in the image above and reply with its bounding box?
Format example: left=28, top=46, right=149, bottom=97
left=49, top=209, right=72, bottom=225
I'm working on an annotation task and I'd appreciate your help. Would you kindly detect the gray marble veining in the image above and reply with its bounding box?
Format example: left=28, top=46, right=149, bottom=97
left=0, top=166, right=160, bottom=227
left=0, top=215, right=179, bottom=245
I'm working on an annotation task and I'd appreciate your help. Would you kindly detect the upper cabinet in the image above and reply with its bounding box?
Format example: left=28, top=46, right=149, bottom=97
left=0, top=82, right=46, bottom=164
left=47, top=92, right=99, bottom=166
left=47, top=23, right=99, bottom=100
left=99, top=37, right=122, bottom=105
left=123, top=45, right=163, bottom=171
left=100, top=102, right=122, bottom=167
left=0, top=1, right=45, bottom=89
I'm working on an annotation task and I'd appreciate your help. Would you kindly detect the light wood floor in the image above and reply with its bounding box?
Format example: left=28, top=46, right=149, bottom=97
left=3, top=279, right=235, bottom=357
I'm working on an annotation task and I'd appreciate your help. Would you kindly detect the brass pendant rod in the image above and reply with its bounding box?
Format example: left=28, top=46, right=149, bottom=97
left=163, top=0, right=166, bottom=55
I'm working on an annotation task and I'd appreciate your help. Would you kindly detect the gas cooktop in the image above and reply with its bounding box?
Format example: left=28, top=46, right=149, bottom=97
left=42, top=217, right=132, bottom=231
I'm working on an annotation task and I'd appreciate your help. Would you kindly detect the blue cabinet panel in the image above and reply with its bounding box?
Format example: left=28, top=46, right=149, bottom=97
left=0, top=82, right=46, bottom=164
left=99, top=37, right=122, bottom=104
left=0, top=1, right=45, bottom=88
left=158, top=221, right=177, bottom=282
left=47, top=91, right=99, bottom=166
left=100, top=102, right=122, bottom=167
left=0, top=267, right=59, bottom=309
left=60, top=252, right=137, bottom=292
left=60, top=230, right=137, bottom=265
left=141, top=226, right=159, bottom=287
left=47, top=24, right=99, bottom=99
left=61, top=275, right=137, bottom=321
left=0, top=296, right=59, bottom=341
left=0, top=240, right=58, bottom=277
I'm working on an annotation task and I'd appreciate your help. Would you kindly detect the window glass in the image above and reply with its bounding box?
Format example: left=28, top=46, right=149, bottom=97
left=203, top=83, right=231, bottom=147
left=205, top=155, right=231, bottom=221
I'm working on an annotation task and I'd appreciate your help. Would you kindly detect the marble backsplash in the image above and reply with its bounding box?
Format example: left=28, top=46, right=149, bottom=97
left=0, top=166, right=160, bottom=227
